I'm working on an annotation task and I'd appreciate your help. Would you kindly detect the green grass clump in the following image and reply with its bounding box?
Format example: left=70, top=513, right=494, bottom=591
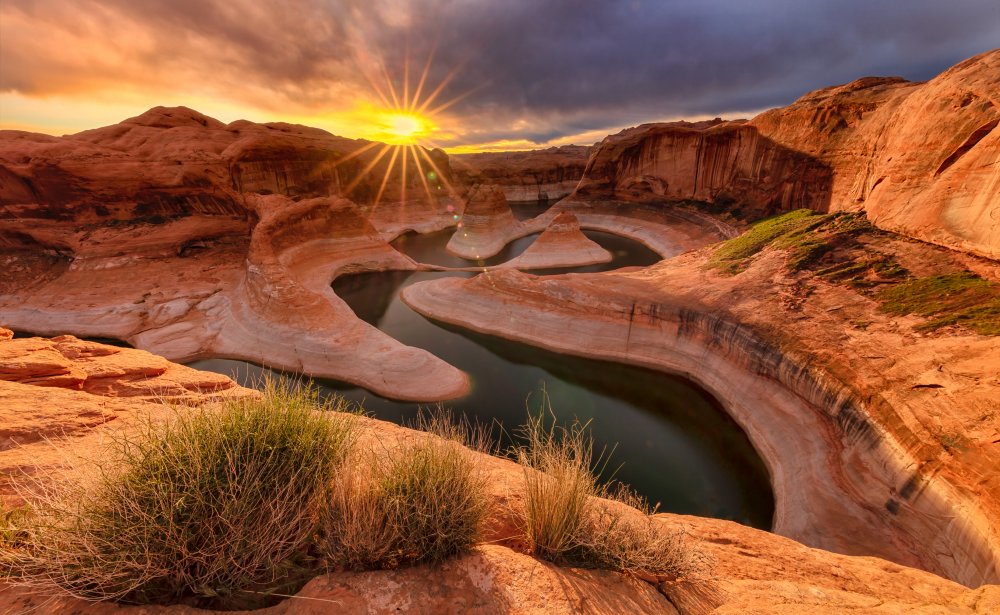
left=2, top=379, right=357, bottom=606
left=877, top=273, right=1000, bottom=335
left=817, top=255, right=908, bottom=289
left=516, top=413, right=696, bottom=580
left=709, top=209, right=824, bottom=273
left=321, top=413, right=490, bottom=570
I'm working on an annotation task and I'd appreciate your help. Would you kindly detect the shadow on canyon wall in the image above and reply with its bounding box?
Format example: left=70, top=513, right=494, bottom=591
left=575, top=121, right=835, bottom=221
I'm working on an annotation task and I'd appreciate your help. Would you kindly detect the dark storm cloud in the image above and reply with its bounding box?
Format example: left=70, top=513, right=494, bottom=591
left=2, top=0, right=997, bottom=145
left=375, top=0, right=999, bottom=143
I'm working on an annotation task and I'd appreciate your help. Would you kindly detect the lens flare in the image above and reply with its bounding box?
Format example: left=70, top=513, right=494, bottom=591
left=334, top=48, right=472, bottom=210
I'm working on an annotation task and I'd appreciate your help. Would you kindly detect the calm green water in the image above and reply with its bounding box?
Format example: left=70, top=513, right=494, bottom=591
left=192, top=227, right=774, bottom=528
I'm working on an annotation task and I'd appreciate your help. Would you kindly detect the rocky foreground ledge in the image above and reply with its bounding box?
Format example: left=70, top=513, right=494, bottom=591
left=1, top=328, right=998, bottom=614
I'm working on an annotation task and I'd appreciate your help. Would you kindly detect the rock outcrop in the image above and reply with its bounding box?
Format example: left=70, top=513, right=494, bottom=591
left=500, top=212, right=612, bottom=270
left=0, top=328, right=252, bottom=500
left=446, top=184, right=524, bottom=259
left=452, top=145, right=591, bottom=203
left=402, top=230, right=1000, bottom=588
left=575, top=50, right=1000, bottom=259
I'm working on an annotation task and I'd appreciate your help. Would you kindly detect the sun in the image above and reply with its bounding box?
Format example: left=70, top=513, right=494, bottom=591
left=332, top=49, right=476, bottom=207
left=388, top=113, right=424, bottom=140
left=376, top=111, right=433, bottom=145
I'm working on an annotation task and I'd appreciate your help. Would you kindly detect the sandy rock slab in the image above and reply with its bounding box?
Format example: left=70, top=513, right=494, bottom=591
left=0, top=545, right=675, bottom=615
left=0, top=328, right=251, bottom=500
left=500, top=212, right=612, bottom=270
left=672, top=514, right=1000, bottom=614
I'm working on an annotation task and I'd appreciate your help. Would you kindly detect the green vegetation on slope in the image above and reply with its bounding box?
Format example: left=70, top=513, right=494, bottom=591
left=709, top=209, right=822, bottom=273
left=878, top=273, right=1000, bottom=336
left=708, top=210, right=1000, bottom=336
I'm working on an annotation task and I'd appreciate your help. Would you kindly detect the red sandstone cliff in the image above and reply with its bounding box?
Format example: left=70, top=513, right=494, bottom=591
left=452, top=145, right=591, bottom=203
left=574, top=50, right=1000, bottom=259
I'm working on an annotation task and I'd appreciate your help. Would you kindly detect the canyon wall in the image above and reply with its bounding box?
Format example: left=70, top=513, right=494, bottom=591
left=575, top=49, right=1000, bottom=259
left=452, top=145, right=590, bottom=203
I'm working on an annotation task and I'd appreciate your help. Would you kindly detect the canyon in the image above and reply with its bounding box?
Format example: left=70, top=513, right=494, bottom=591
left=1, top=48, right=999, bottom=613
left=1, top=329, right=997, bottom=613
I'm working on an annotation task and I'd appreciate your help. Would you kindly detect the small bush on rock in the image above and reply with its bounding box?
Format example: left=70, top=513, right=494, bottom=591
left=2, top=379, right=356, bottom=605
left=516, top=412, right=697, bottom=581
left=321, top=412, right=490, bottom=570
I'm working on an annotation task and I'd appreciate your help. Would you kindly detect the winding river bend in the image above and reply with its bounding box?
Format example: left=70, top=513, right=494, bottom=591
left=193, top=224, right=774, bottom=529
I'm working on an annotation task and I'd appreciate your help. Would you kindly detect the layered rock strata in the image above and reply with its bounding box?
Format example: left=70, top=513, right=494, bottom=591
left=575, top=50, right=1000, bottom=259
left=0, top=194, right=469, bottom=401
left=2, top=334, right=998, bottom=614
left=446, top=185, right=524, bottom=259
left=402, top=244, right=1000, bottom=588
left=452, top=145, right=591, bottom=203
left=0, top=328, right=252, bottom=501
left=499, top=212, right=612, bottom=270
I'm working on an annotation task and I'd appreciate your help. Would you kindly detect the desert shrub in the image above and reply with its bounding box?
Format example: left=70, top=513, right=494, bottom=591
left=516, top=412, right=696, bottom=580
left=321, top=412, right=490, bottom=570
left=2, top=379, right=357, bottom=605
left=516, top=413, right=598, bottom=562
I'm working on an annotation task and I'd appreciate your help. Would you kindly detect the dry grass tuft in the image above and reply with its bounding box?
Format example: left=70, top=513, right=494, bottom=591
left=320, top=411, right=490, bottom=570
left=1, top=378, right=357, bottom=606
left=516, top=411, right=699, bottom=581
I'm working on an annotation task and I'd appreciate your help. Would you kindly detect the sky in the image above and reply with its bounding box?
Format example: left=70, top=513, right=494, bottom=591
left=1, top=0, right=997, bottom=152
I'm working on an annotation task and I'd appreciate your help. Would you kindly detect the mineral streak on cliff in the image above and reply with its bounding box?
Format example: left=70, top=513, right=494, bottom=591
left=575, top=50, right=1000, bottom=259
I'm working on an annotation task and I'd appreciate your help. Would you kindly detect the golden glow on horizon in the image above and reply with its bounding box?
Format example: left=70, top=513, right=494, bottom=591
left=373, top=110, right=434, bottom=145
left=317, top=49, right=473, bottom=214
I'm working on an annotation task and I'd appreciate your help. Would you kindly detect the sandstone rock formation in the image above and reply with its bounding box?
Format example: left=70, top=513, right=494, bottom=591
left=575, top=50, right=1000, bottom=259
left=401, top=228, right=1000, bottom=589
left=446, top=184, right=524, bottom=259
left=574, top=118, right=833, bottom=219
left=500, top=212, right=612, bottom=270
left=452, top=145, right=591, bottom=203
left=2, top=333, right=998, bottom=614
left=0, top=110, right=469, bottom=401
left=0, top=328, right=252, bottom=501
